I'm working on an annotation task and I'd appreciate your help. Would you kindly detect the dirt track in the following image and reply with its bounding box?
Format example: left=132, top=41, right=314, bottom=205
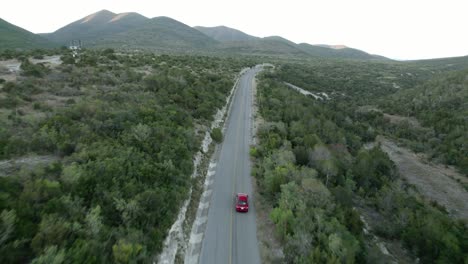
left=376, top=136, right=468, bottom=220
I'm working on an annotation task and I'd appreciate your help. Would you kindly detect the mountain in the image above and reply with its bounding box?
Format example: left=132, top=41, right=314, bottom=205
left=194, top=25, right=382, bottom=59
left=0, top=18, right=55, bottom=49
left=298, top=43, right=383, bottom=60
left=194, top=26, right=257, bottom=42
left=316, top=44, right=348, bottom=49
left=43, top=11, right=216, bottom=51
left=94, top=16, right=218, bottom=51
left=43, top=10, right=149, bottom=45
left=39, top=9, right=385, bottom=59
left=214, top=35, right=309, bottom=57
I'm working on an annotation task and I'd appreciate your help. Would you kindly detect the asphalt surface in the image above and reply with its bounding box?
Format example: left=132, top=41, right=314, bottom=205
left=199, top=68, right=261, bottom=264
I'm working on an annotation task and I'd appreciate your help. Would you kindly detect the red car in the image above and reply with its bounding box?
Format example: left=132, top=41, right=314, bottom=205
left=235, top=193, right=249, bottom=212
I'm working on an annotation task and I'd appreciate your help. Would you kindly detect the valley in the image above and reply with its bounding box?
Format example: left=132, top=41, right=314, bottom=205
left=0, top=7, right=467, bottom=264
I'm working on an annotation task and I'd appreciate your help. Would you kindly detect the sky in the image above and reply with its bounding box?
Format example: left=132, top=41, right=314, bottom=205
left=1, top=0, right=467, bottom=60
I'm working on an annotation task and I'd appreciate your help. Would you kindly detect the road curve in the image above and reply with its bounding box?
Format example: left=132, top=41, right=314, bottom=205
left=199, top=67, right=261, bottom=264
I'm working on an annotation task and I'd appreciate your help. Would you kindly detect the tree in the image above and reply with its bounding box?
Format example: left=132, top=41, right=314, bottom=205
left=112, top=240, right=143, bottom=264
left=0, top=209, right=15, bottom=246
left=270, top=207, right=294, bottom=242
left=328, top=232, right=360, bottom=264
left=85, top=206, right=103, bottom=238
left=309, top=144, right=338, bottom=186
left=31, top=246, right=65, bottom=264
left=31, top=215, right=72, bottom=254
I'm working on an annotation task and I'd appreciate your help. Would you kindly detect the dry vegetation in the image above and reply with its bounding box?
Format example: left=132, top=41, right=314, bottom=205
left=376, top=136, right=468, bottom=219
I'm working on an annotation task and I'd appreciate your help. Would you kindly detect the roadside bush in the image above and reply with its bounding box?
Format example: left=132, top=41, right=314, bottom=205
left=211, top=127, right=223, bottom=143
left=249, top=146, right=258, bottom=158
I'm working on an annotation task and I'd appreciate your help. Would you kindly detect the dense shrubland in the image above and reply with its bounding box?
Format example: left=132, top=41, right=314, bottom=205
left=379, top=70, right=468, bottom=174
left=253, top=65, right=467, bottom=263
left=0, top=49, right=254, bottom=263
left=274, top=61, right=468, bottom=175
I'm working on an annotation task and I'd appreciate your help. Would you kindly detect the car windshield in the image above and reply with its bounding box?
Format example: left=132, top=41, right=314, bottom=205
left=238, top=200, right=247, bottom=205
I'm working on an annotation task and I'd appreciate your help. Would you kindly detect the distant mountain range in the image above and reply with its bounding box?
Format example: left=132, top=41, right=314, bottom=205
left=1, top=9, right=384, bottom=60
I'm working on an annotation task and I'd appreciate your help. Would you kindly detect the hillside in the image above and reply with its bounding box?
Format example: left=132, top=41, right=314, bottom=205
left=316, top=44, right=349, bottom=49
left=253, top=61, right=467, bottom=263
left=405, top=55, right=468, bottom=73
left=43, top=9, right=149, bottom=45
left=379, top=69, right=468, bottom=174
left=0, top=18, right=55, bottom=50
left=195, top=29, right=380, bottom=60
left=95, top=16, right=218, bottom=51
left=298, top=43, right=382, bottom=60
left=195, top=25, right=257, bottom=42
left=216, top=36, right=308, bottom=57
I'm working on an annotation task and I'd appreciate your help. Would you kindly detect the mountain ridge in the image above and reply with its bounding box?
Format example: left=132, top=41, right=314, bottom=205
left=93, top=16, right=218, bottom=51
left=2, top=10, right=386, bottom=60
left=42, top=9, right=149, bottom=45
left=0, top=18, right=55, bottom=49
left=195, top=25, right=258, bottom=42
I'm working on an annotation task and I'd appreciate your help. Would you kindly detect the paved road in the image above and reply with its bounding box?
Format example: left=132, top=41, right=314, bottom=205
left=199, top=67, right=261, bottom=264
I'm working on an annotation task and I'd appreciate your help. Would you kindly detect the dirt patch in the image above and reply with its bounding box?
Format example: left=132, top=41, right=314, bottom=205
left=0, top=61, right=19, bottom=83
left=31, top=56, right=62, bottom=67
left=0, top=59, right=21, bottom=73
left=358, top=106, right=422, bottom=129
left=383, top=113, right=422, bottom=129
left=0, top=56, right=62, bottom=80
left=355, top=197, right=416, bottom=264
left=375, top=136, right=468, bottom=219
left=0, top=155, right=60, bottom=177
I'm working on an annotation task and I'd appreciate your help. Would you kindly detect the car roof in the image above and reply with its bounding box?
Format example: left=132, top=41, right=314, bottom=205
left=237, top=193, right=248, bottom=198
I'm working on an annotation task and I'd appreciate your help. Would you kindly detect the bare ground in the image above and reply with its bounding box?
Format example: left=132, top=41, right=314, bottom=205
left=356, top=196, right=416, bottom=264
left=383, top=113, right=422, bottom=129
left=375, top=136, right=468, bottom=220
left=0, top=56, right=62, bottom=83
left=0, top=155, right=60, bottom=177
left=357, top=106, right=422, bottom=129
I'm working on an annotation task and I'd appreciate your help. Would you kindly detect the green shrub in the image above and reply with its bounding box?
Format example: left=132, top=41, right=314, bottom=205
left=249, top=146, right=258, bottom=157
left=211, top=127, right=223, bottom=143
left=20, top=59, right=49, bottom=77
left=33, top=102, right=42, bottom=110
left=2, top=82, right=16, bottom=93
left=0, top=51, right=250, bottom=263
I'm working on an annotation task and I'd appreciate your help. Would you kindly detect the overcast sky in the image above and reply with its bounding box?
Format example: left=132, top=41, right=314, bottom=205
left=1, top=0, right=467, bottom=60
